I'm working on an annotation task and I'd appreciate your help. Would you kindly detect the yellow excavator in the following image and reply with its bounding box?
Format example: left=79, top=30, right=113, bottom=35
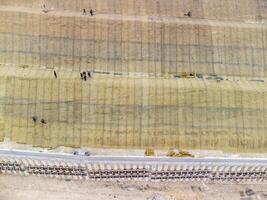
left=167, top=148, right=194, bottom=158
left=145, top=148, right=155, bottom=156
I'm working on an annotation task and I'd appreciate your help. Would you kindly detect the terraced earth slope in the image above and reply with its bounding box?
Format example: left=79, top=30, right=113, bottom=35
left=0, top=0, right=266, bottom=152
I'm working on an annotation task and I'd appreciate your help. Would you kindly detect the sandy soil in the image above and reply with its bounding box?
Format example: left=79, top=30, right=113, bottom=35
left=0, top=174, right=266, bottom=200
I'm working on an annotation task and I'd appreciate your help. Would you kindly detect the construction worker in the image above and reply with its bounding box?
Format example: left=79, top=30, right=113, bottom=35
left=42, top=4, right=49, bottom=13
left=88, top=71, right=92, bottom=78
left=184, top=11, right=192, bottom=17
left=90, top=9, right=94, bottom=16
left=41, top=119, right=46, bottom=124
left=83, top=8, right=86, bottom=15
left=188, top=11, right=192, bottom=17
left=32, top=116, right=37, bottom=123
left=54, top=70, right=57, bottom=79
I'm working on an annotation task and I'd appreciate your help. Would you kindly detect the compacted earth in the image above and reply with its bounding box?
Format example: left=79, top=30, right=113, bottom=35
left=0, top=174, right=266, bottom=200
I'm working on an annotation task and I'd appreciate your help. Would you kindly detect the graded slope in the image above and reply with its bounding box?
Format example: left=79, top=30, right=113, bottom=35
left=0, top=4, right=266, bottom=77
left=0, top=0, right=267, bottom=21
left=0, top=1, right=266, bottom=153
left=0, top=67, right=266, bottom=152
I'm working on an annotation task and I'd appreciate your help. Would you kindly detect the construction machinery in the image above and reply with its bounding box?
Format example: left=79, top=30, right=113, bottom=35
left=167, top=149, right=194, bottom=158
left=145, top=148, right=155, bottom=156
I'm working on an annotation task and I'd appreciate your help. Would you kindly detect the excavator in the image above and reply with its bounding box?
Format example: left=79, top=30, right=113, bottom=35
left=167, top=148, right=194, bottom=158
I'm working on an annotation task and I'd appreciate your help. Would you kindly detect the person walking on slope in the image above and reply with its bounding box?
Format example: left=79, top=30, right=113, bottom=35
left=82, top=8, right=86, bottom=15
left=54, top=70, right=57, bottom=79
left=88, top=71, right=92, bottom=78
left=184, top=11, right=192, bottom=17
left=90, top=9, right=94, bottom=16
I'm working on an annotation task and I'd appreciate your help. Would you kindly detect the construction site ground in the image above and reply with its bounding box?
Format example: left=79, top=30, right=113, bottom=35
left=0, top=66, right=266, bottom=153
left=0, top=5, right=266, bottom=77
left=1, top=138, right=267, bottom=158
left=0, top=0, right=266, bottom=152
left=0, top=174, right=266, bottom=200
left=0, top=1, right=266, bottom=199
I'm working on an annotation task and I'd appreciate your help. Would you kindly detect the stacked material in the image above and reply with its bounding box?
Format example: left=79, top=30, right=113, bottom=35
left=0, top=150, right=266, bottom=182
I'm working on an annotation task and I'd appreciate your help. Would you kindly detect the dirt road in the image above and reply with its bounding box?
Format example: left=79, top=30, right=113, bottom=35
left=0, top=174, right=267, bottom=200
